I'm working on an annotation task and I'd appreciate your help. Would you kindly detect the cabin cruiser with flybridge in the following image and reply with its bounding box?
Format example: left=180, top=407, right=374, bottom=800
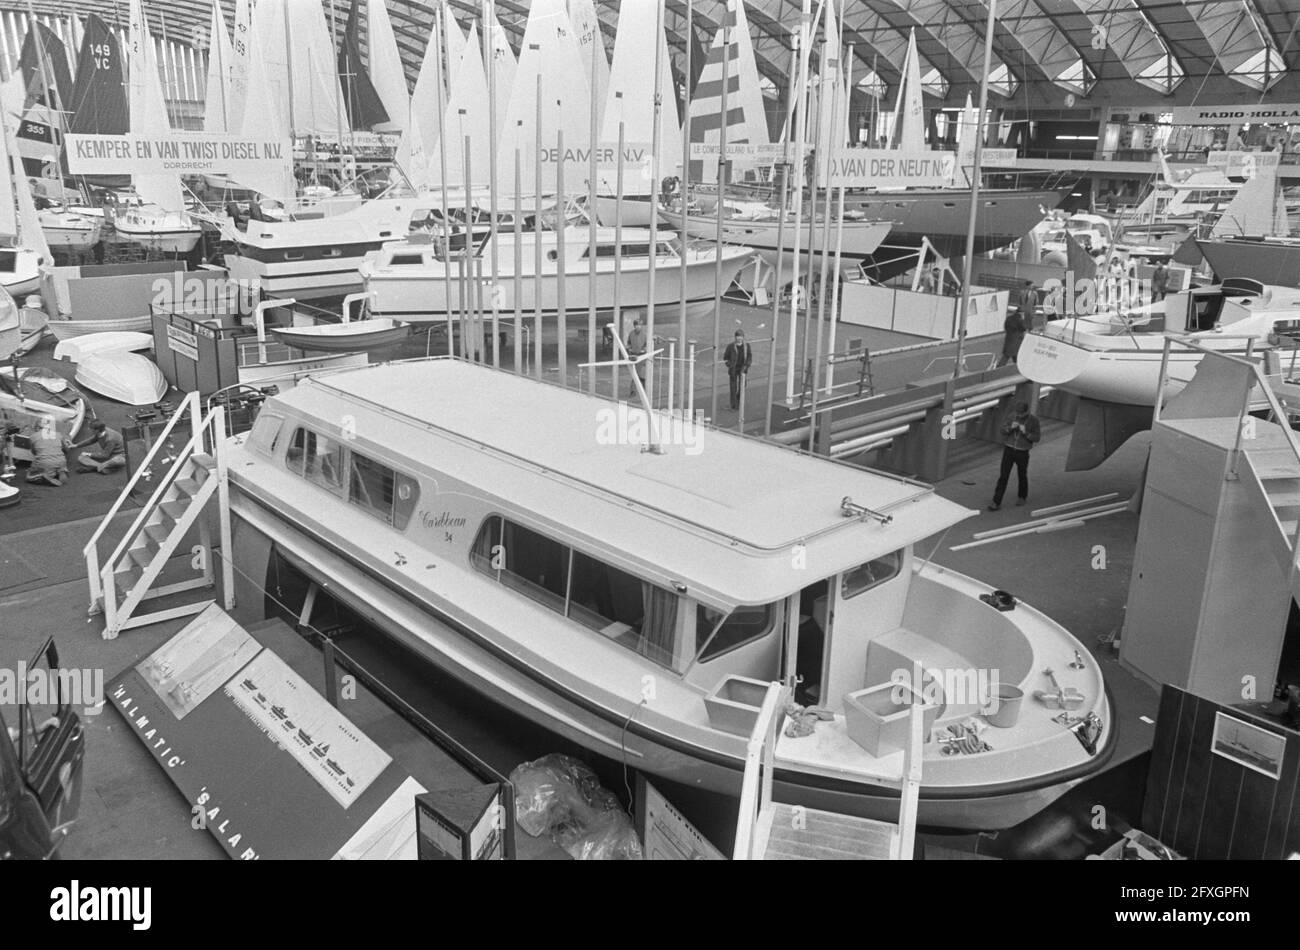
left=222, top=166, right=451, bottom=299
left=361, top=227, right=756, bottom=320
left=1018, top=278, right=1300, bottom=406
left=225, top=359, right=1112, bottom=830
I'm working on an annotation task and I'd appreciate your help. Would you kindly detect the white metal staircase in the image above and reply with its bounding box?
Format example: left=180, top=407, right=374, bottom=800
left=732, top=683, right=923, bottom=861
left=84, top=391, right=234, bottom=639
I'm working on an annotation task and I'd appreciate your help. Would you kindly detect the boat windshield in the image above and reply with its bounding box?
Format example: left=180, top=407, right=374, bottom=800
left=338, top=165, right=418, bottom=201
left=694, top=602, right=778, bottom=663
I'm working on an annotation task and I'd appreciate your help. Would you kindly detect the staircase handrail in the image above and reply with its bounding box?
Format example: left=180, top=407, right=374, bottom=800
left=83, top=391, right=202, bottom=610
left=732, top=681, right=787, bottom=860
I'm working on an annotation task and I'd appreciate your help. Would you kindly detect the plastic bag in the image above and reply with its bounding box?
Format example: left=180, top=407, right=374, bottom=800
left=508, top=753, right=643, bottom=860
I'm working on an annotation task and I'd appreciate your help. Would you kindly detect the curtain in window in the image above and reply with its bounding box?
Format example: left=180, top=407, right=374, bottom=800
left=640, top=584, right=679, bottom=667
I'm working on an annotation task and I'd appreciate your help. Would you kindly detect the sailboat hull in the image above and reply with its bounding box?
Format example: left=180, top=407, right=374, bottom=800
left=668, top=211, right=891, bottom=272
left=362, top=246, right=755, bottom=321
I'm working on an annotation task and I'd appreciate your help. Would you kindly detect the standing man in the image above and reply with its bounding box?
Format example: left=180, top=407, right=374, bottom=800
left=1018, top=280, right=1038, bottom=329
left=999, top=306, right=1027, bottom=366
left=989, top=401, right=1041, bottom=510
left=723, top=329, right=753, bottom=411
left=69, top=420, right=126, bottom=475
left=1151, top=260, right=1170, bottom=302
left=625, top=314, right=648, bottom=397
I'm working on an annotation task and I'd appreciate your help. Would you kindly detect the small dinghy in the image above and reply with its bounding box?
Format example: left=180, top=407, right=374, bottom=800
left=74, top=351, right=168, bottom=405
left=269, top=318, right=409, bottom=354
left=54, top=331, right=154, bottom=363
left=0, top=366, right=86, bottom=462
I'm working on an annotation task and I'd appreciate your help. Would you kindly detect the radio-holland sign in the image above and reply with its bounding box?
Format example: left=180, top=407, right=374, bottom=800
left=65, top=132, right=292, bottom=177
left=827, top=149, right=955, bottom=188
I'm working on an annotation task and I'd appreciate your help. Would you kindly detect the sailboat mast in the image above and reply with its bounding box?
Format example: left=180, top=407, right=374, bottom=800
left=328, top=0, right=345, bottom=189
left=646, top=0, right=665, bottom=410
left=785, top=0, right=812, bottom=402
left=282, top=0, right=296, bottom=139
left=953, top=0, right=997, bottom=380
left=485, top=0, right=500, bottom=370
left=678, top=0, right=691, bottom=411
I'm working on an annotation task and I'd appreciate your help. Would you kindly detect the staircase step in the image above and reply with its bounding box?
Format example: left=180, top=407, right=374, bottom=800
left=190, top=453, right=216, bottom=472
left=144, top=523, right=171, bottom=544
left=175, top=477, right=206, bottom=498
left=158, top=499, right=192, bottom=525
left=761, top=803, right=898, bottom=860
left=114, top=564, right=140, bottom=592
left=1280, top=520, right=1298, bottom=540
left=1267, top=491, right=1300, bottom=509
left=127, top=545, right=157, bottom=571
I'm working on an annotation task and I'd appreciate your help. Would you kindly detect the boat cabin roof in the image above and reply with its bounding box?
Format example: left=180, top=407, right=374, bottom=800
left=262, top=359, right=974, bottom=605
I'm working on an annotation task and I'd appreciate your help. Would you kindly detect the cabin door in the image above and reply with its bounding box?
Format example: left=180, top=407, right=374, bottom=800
left=792, top=578, right=833, bottom=707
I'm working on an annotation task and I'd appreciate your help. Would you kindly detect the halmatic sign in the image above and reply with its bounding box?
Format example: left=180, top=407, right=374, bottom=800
left=827, top=149, right=955, bottom=188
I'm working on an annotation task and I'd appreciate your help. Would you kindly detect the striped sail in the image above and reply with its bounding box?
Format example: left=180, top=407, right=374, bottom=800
left=686, top=0, right=770, bottom=182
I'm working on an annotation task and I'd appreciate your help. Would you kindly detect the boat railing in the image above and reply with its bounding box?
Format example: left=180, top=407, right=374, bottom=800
left=732, top=682, right=788, bottom=861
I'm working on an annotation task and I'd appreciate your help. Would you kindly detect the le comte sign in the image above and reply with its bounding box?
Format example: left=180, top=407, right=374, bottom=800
left=828, top=149, right=956, bottom=188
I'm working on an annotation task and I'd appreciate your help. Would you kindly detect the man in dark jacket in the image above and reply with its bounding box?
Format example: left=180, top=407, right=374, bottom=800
left=723, top=329, right=753, bottom=411
left=989, top=401, right=1041, bottom=510
left=999, top=307, right=1027, bottom=366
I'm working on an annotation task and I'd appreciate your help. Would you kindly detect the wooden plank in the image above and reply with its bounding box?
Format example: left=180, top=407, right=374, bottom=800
left=1141, top=686, right=1184, bottom=842
left=1263, top=736, right=1300, bottom=858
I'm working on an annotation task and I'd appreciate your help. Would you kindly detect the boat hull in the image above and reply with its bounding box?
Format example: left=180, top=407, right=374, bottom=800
left=74, top=352, right=168, bottom=405
left=668, top=211, right=891, bottom=273
left=48, top=315, right=154, bottom=341
left=231, top=491, right=1109, bottom=832
left=269, top=322, right=411, bottom=353
left=364, top=248, right=755, bottom=321
left=225, top=248, right=377, bottom=299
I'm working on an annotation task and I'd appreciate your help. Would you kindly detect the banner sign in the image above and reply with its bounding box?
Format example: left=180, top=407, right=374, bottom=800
left=980, top=148, right=1019, bottom=166
left=827, top=149, right=955, bottom=188
left=1169, top=103, right=1300, bottom=125
left=689, top=142, right=786, bottom=161
left=1207, top=150, right=1280, bottom=177
left=536, top=142, right=653, bottom=170
left=65, top=132, right=291, bottom=176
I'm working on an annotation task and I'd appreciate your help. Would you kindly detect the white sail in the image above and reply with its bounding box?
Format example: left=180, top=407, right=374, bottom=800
left=367, top=0, right=409, bottom=134
left=0, top=75, right=22, bottom=242
left=438, top=23, right=492, bottom=188
left=687, top=0, right=772, bottom=183
left=495, top=0, right=593, bottom=196
left=445, top=8, right=467, bottom=89
left=411, top=20, right=446, bottom=158
left=567, top=0, right=610, bottom=133
left=228, top=0, right=252, bottom=131
left=128, top=0, right=183, bottom=212
left=254, top=0, right=345, bottom=137
left=812, top=0, right=847, bottom=183
left=890, top=29, right=926, bottom=153
left=1210, top=161, right=1288, bottom=239
left=600, top=0, right=682, bottom=195
left=395, top=108, right=430, bottom=189
left=489, top=13, right=517, bottom=136
left=952, top=93, right=976, bottom=186
left=203, top=0, right=234, bottom=132
left=233, top=23, right=295, bottom=202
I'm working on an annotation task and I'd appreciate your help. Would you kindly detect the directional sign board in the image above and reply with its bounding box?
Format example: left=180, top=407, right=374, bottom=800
left=827, top=149, right=955, bottom=188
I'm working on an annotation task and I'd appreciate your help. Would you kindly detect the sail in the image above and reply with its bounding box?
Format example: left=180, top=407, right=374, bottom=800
left=203, top=1, right=234, bottom=131
left=255, top=0, right=347, bottom=137
left=1210, top=161, right=1286, bottom=239
left=67, top=14, right=128, bottom=135
left=686, top=0, right=771, bottom=182
left=952, top=93, right=976, bottom=186
left=228, top=0, right=251, bottom=131
left=488, top=14, right=517, bottom=136
left=367, top=0, right=409, bottom=133
left=0, top=75, right=21, bottom=241
left=567, top=0, right=610, bottom=133
left=232, top=26, right=295, bottom=201
left=446, top=10, right=467, bottom=89
left=18, top=22, right=73, bottom=114
left=338, top=0, right=389, bottom=130
left=410, top=22, right=446, bottom=159
left=600, top=0, right=682, bottom=195
left=13, top=134, right=50, bottom=259
left=889, top=29, right=926, bottom=153
left=812, top=0, right=848, bottom=183
left=495, top=0, right=593, bottom=196
left=127, top=0, right=183, bottom=211
left=69, top=14, right=84, bottom=70
left=438, top=23, right=492, bottom=188
left=395, top=108, right=430, bottom=189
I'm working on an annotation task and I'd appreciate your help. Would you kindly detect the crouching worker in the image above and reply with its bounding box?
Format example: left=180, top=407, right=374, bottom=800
left=69, top=420, right=126, bottom=475
left=25, top=417, right=68, bottom=486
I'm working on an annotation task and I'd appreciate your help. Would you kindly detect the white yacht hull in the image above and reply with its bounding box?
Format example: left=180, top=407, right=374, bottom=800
left=111, top=221, right=201, bottom=255
left=666, top=209, right=891, bottom=272
left=363, top=247, right=755, bottom=321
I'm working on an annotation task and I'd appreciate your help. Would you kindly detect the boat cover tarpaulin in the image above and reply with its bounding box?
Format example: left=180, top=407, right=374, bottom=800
left=107, top=605, right=419, bottom=859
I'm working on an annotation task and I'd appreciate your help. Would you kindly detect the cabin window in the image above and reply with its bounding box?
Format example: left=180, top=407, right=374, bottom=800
left=841, top=550, right=903, bottom=599
left=389, top=252, right=424, bottom=266
left=296, top=430, right=343, bottom=492
left=284, top=250, right=305, bottom=261
left=471, top=516, right=685, bottom=670
left=568, top=550, right=682, bottom=669
left=696, top=603, right=776, bottom=662
left=285, top=427, right=307, bottom=475
left=248, top=413, right=283, bottom=457
left=472, top=516, right=568, bottom=612
left=348, top=453, right=420, bottom=530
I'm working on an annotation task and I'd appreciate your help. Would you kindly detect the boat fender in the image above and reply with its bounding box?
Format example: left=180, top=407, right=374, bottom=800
left=979, top=589, right=1017, bottom=611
